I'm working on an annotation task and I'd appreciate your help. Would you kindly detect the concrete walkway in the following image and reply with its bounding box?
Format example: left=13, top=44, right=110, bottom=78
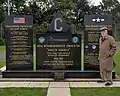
left=0, top=81, right=120, bottom=96
left=47, top=88, right=71, bottom=96
left=47, top=83, right=71, bottom=96
left=0, top=81, right=120, bottom=88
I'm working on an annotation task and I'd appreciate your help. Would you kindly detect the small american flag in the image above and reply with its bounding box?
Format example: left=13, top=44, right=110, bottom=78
left=14, top=17, right=25, bottom=24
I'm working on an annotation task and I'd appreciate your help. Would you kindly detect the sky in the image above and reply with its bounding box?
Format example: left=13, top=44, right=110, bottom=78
left=91, top=0, right=120, bottom=6
left=90, top=0, right=102, bottom=6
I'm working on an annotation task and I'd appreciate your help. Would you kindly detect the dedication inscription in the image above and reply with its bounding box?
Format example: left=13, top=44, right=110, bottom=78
left=36, top=33, right=81, bottom=70
left=5, top=16, right=33, bottom=70
left=84, top=15, right=112, bottom=70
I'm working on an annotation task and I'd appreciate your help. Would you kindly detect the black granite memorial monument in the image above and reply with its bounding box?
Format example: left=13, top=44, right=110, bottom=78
left=2, top=13, right=115, bottom=79
left=2, top=15, right=33, bottom=77
left=84, top=15, right=115, bottom=78
left=36, top=11, right=81, bottom=79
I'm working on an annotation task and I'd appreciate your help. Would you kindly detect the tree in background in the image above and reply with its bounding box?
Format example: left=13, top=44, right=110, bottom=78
left=99, top=0, right=120, bottom=40
left=76, top=0, right=90, bottom=24
left=100, top=0, right=120, bottom=23
left=0, top=0, right=6, bottom=23
left=1, top=0, right=120, bottom=24
left=0, top=0, right=120, bottom=37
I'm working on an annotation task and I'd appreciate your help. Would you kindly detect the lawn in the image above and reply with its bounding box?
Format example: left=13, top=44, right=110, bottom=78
left=0, top=88, right=47, bottom=96
left=0, top=59, right=5, bottom=68
left=0, top=45, right=5, bottom=52
left=114, top=51, right=120, bottom=75
left=0, top=45, right=5, bottom=68
left=71, top=88, right=120, bottom=96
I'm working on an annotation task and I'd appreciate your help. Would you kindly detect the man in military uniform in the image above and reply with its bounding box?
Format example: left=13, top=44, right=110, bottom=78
left=98, top=27, right=117, bottom=86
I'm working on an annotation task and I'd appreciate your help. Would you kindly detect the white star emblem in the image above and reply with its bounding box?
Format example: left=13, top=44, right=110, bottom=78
left=96, top=18, right=100, bottom=22
left=92, top=17, right=105, bottom=23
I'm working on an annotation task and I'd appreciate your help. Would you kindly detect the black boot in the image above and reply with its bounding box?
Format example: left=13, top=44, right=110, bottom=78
left=105, top=81, right=113, bottom=86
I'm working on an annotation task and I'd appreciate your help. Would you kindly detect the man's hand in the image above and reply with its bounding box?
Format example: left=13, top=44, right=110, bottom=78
left=109, top=36, right=117, bottom=56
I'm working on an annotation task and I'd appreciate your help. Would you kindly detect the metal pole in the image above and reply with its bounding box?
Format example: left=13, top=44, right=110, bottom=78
left=7, top=0, right=10, bottom=15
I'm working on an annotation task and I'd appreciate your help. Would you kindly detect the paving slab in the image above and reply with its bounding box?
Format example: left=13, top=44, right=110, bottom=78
left=70, top=82, right=90, bottom=87
left=0, top=81, right=119, bottom=88
left=89, top=82, right=105, bottom=87
left=0, top=78, right=54, bottom=82
left=8, top=82, right=30, bottom=87
left=111, top=81, right=120, bottom=87
left=0, top=82, right=11, bottom=88
left=47, top=88, right=71, bottom=96
left=49, top=82, right=69, bottom=88
left=89, top=81, right=120, bottom=87
left=28, top=82, right=49, bottom=88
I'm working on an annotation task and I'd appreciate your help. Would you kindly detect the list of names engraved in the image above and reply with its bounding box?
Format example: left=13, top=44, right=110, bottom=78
left=6, top=25, right=33, bottom=65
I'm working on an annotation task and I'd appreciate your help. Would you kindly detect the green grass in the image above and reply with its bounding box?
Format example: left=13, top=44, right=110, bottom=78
left=0, top=45, right=5, bottom=52
left=0, top=59, right=5, bottom=68
left=71, top=88, right=120, bottom=96
left=0, top=88, right=47, bottom=96
left=34, top=44, right=36, bottom=48
left=115, top=51, right=120, bottom=75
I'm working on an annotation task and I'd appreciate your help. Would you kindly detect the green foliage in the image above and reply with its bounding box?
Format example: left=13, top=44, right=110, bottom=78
left=12, top=0, right=26, bottom=14
left=76, top=0, right=90, bottom=24
left=41, top=22, right=47, bottom=32
left=0, top=38, right=5, bottom=45
left=29, top=1, right=42, bottom=24
left=0, top=0, right=120, bottom=27
left=0, top=0, right=6, bottom=23
left=100, top=0, right=120, bottom=23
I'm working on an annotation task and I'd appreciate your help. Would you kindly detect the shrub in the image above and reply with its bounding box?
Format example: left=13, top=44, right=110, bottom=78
left=0, top=38, right=5, bottom=45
